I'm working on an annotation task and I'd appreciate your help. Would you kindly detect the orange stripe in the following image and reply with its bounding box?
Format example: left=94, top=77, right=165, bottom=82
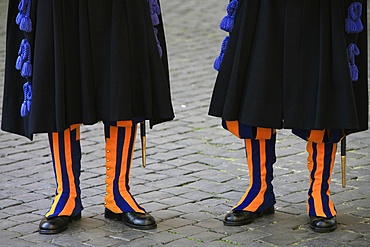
left=105, top=126, right=120, bottom=212
left=244, top=140, right=267, bottom=211
left=255, top=127, right=272, bottom=140
left=70, top=124, right=81, bottom=140
left=312, top=142, right=325, bottom=216
left=232, top=139, right=253, bottom=210
left=308, top=130, right=325, bottom=143
left=226, top=121, right=240, bottom=138
left=118, top=126, right=144, bottom=213
left=117, top=120, right=133, bottom=128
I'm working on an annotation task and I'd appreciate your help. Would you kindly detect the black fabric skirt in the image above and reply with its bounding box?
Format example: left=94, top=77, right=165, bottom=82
left=2, top=0, right=174, bottom=139
left=209, top=0, right=368, bottom=134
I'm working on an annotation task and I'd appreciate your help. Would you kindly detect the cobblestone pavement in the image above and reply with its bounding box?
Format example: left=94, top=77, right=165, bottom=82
left=1, top=1, right=370, bottom=246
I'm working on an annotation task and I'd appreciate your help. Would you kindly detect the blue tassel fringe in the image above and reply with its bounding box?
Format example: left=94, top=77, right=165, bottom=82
left=153, top=28, right=163, bottom=58
left=20, top=81, right=32, bottom=117
left=21, top=61, right=33, bottom=78
left=147, top=0, right=162, bottom=57
left=220, top=0, right=239, bottom=32
left=214, top=36, right=230, bottom=71
left=15, top=39, right=27, bottom=70
left=148, top=0, right=161, bottom=25
left=15, top=39, right=32, bottom=77
left=16, top=0, right=32, bottom=33
left=347, top=43, right=360, bottom=81
left=345, top=2, right=364, bottom=34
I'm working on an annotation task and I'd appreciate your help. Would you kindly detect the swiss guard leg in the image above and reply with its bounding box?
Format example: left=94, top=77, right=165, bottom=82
left=306, top=130, right=339, bottom=233
left=39, top=125, right=83, bottom=234
left=222, top=121, right=276, bottom=226
left=103, top=121, right=157, bottom=229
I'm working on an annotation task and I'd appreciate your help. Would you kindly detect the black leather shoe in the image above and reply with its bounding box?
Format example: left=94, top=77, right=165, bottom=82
left=224, top=206, right=275, bottom=226
left=309, top=216, right=337, bottom=233
left=39, top=213, right=81, bottom=234
left=105, top=208, right=157, bottom=230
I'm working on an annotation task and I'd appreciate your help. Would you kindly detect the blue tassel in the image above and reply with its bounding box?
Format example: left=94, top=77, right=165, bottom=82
left=21, top=61, right=32, bottom=77
left=18, top=0, right=27, bottom=11
left=213, top=56, right=222, bottom=71
left=16, top=0, right=32, bottom=33
left=15, top=39, right=27, bottom=71
left=349, top=64, right=359, bottom=81
left=220, top=0, right=239, bottom=32
left=15, top=50, right=26, bottom=71
left=16, top=56, right=25, bottom=70
left=345, top=2, right=363, bottom=34
left=347, top=43, right=360, bottom=81
left=220, top=16, right=235, bottom=33
left=15, top=39, right=32, bottom=77
left=214, top=36, right=230, bottom=71
left=153, top=28, right=163, bottom=57
left=20, top=81, right=32, bottom=117
left=20, top=16, right=32, bottom=33
left=151, top=13, right=160, bottom=26
left=148, top=0, right=161, bottom=26
left=147, top=0, right=162, bottom=57
left=16, top=12, right=23, bottom=25
left=23, top=39, right=32, bottom=77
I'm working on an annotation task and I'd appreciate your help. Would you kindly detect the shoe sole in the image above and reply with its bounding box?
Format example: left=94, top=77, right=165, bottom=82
left=123, top=221, right=157, bottom=230
left=104, top=210, right=121, bottom=221
left=39, top=226, right=68, bottom=235
left=309, top=224, right=337, bottom=233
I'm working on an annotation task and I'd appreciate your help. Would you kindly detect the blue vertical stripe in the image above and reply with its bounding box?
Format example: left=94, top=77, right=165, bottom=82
left=70, top=129, right=83, bottom=216
left=308, top=142, right=318, bottom=216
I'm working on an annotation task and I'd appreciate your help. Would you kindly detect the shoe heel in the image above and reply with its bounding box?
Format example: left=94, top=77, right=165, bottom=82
left=70, top=213, right=82, bottom=222
left=257, top=206, right=275, bottom=217
left=264, top=206, right=275, bottom=215
left=105, top=208, right=121, bottom=221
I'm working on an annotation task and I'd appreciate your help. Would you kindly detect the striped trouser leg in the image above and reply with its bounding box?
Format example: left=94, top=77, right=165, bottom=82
left=104, top=121, right=145, bottom=213
left=233, top=129, right=277, bottom=212
left=306, top=137, right=337, bottom=218
left=45, top=125, right=83, bottom=218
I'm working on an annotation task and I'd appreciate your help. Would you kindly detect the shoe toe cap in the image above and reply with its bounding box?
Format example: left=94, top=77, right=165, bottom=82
left=122, top=212, right=157, bottom=229
left=309, top=216, right=337, bottom=232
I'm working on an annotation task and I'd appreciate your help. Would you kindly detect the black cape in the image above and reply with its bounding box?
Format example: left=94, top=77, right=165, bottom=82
left=209, top=0, right=368, bottom=134
left=2, top=0, right=174, bottom=140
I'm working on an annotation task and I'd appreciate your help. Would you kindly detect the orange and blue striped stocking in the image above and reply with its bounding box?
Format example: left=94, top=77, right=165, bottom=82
left=45, top=125, right=83, bottom=218
left=104, top=121, right=145, bottom=214
left=306, top=140, right=337, bottom=218
left=233, top=131, right=276, bottom=212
